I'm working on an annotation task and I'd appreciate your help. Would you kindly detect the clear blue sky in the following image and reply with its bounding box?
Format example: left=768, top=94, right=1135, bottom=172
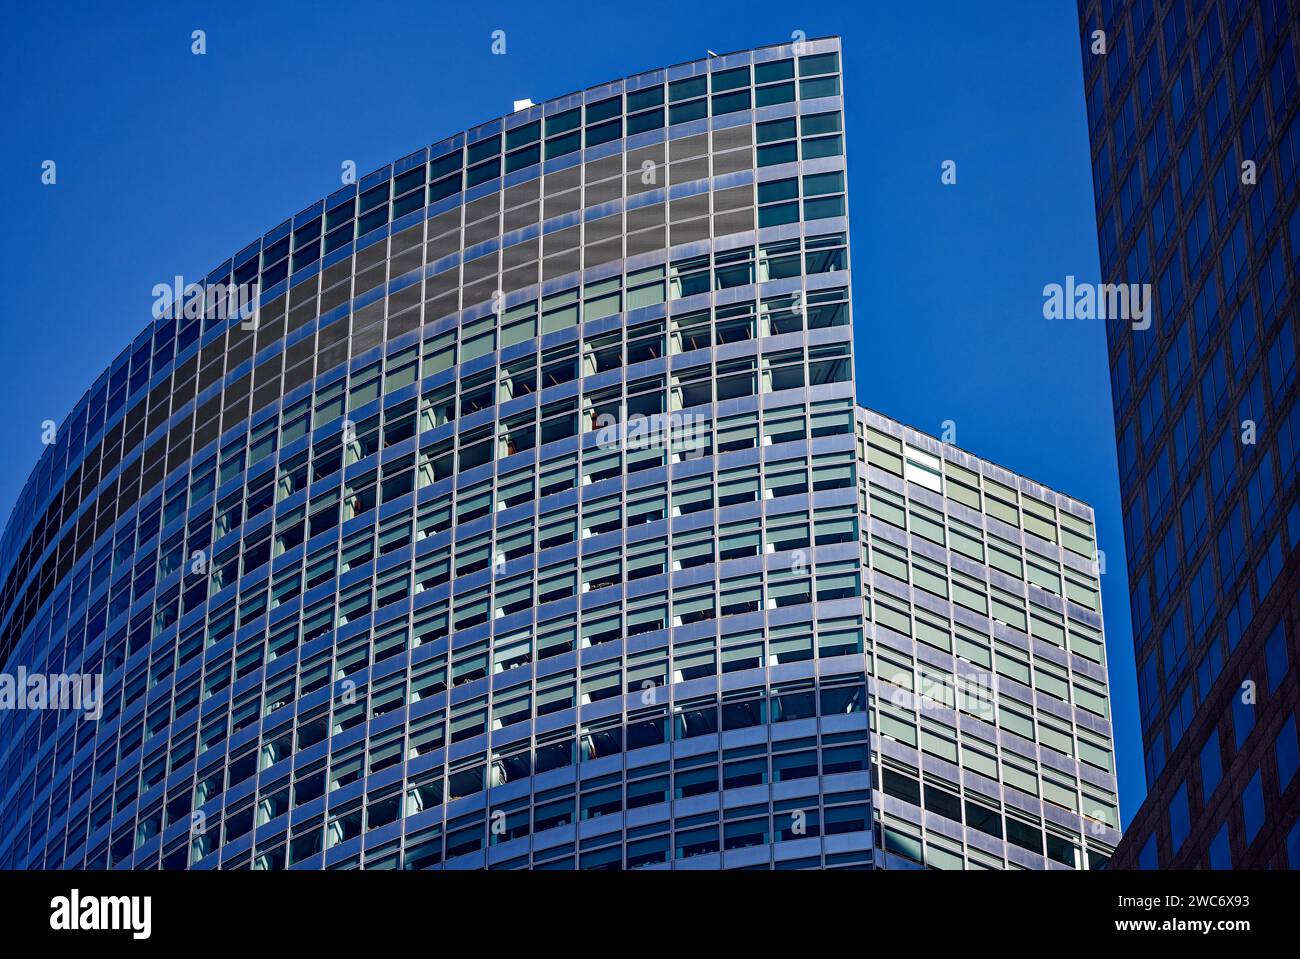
left=0, top=0, right=1141, bottom=823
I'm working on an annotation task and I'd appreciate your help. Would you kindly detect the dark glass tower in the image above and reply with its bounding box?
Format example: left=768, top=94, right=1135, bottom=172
left=1076, top=0, right=1299, bottom=867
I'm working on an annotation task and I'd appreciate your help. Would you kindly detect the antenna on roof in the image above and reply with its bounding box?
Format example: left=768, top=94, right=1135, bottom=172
left=706, top=50, right=718, bottom=57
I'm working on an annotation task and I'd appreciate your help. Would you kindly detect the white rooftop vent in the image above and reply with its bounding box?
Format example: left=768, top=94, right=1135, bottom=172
left=513, top=98, right=534, bottom=112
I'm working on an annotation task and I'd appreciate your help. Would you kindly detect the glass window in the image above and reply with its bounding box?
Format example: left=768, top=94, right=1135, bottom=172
left=1200, top=729, right=1222, bottom=802
left=1136, top=833, right=1158, bottom=869
left=1276, top=715, right=1299, bottom=793
left=1265, top=623, right=1289, bottom=694
left=1208, top=823, right=1231, bottom=869
left=1168, top=782, right=1190, bottom=854
left=1232, top=682, right=1255, bottom=749
left=1242, top=771, right=1265, bottom=845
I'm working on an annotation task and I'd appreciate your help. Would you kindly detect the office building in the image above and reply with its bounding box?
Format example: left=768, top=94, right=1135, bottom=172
left=0, top=36, right=1116, bottom=870
left=1076, top=0, right=1299, bottom=867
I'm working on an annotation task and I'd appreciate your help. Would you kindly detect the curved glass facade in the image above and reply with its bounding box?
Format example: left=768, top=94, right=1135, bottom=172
left=0, top=37, right=878, bottom=870
left=0, top=35, right=1119, bottom=872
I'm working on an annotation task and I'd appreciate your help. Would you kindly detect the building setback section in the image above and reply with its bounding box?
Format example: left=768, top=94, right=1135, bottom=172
left=855, top=408, right=1118, bottom=869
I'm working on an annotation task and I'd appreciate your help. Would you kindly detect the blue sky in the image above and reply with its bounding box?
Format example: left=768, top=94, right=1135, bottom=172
left=0, top=0, right=1141, bottom=821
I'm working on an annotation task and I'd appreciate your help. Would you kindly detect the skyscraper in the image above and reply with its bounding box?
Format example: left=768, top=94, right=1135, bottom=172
left=1076, top=0, right=1299, bottom=867
left=0, top=36, right=1116, bottom=871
